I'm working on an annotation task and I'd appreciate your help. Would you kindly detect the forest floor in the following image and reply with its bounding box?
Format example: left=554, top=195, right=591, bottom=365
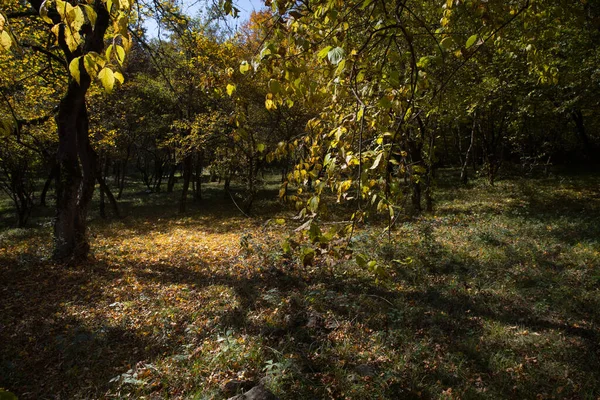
left=1, top=171, right=599, bottom=399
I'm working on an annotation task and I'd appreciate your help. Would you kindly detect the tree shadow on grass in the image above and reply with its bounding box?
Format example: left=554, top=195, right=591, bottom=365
left=0, top=255, right=184, bottom=399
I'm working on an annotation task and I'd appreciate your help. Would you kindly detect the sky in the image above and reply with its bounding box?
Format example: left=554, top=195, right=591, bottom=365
left=144, top=0, right=267, bottom=38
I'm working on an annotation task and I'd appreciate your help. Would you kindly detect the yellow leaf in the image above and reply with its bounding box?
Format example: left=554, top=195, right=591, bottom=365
left=105, top=44, right=113, bottom=59
left=39, top=2, right=53, bottom=24
left=226, top=84, right=236, bottom=96
left=357, top=105, right=364, bottom=122
left=81, top=5, right=97, bottom=26
left=64, top=28, right=80, bottom=52
left=115, top=45, right=125, bottom=64
left=83, top=53, right=98, bottom=76
left=68, top=6, right=85, bottom=31
left=69, top=57, right=81, bottom=84
left=239, top=61, right=251, bottom=74
left=0, top=30, right=12, bottom=51
left=265, top=98, right=276, bottom=110
left=114, top=71, right=124, bottom=84
left=98, top=67, right=115, bottom=92
left=55, top=0, right=74, bottom=20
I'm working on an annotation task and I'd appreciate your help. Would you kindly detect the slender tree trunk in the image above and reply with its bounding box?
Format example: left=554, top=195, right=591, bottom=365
left=179, top=155, right=192, bottom=213
left=97, top=174, right=121, bottom=218
left=461, top=116, right=476, bottom=184
left=572, top=108, right=594, bottom=159
left=117, top=145, right=130, bottom=199
left=40, top=163, right=58, bottom=206
left=99, top=178, right=106, bottom=218
left=195, top=150, right=203, bottom=201
left=167, top=164, right=177, bottom=193
left=153, top=157, right=164, bottom=192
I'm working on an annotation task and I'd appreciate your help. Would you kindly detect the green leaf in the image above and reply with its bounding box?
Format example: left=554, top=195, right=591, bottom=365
left=0, top=389, right=19, bottom=400
left=69, top=57, right=81, bottom=84
left=440, top=37, right=454, bottom=50
left=335, top=58, right=346, bottom=75
left=308, top=222, right=321, bottom=243
left=308, top=196, right=319, bottom=213
left=281, top=240, right=291, bottom=254
left=327, top=47, right=345, bottom=65
left=226, top=84, right=236, bottom=96
left=301, top=247, right=315, bottom=267
left=257, top=143, right=266, bottom=153
left=317, top=45, right=332, bottom=59
left=98, top=67, right=115, bottom=93
left=268, top=79, right=282, bottom=94
left=356, top=254, right=367, bottom=268
left=466, top=34, right=478, bottom=49
left=378, top=96, right=392, bottom=109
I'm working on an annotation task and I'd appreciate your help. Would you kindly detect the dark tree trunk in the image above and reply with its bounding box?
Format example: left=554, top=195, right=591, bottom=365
left=167, top=164, right=177, bottom=193
left=97, top=174, right=121, bottom=219
left=194, top=150, right=203, bottom=201
left=99, top=179, right=106, bottom=218
left=53, top=83, right=90, bottom=261
left=117, top=145, right=130, bottom=199
left=51, top=4, right=110, bottom=261
left=179, top=155, right=192, bottom=213
left=224, top=175, right=231, bottom=198
left=572, top=108, right=594, bottom=159
left=461, top=116, right=476, bottom=185
left=153, top=156, right=164, bottom=192
left=40, top=163, right=58, bottom=206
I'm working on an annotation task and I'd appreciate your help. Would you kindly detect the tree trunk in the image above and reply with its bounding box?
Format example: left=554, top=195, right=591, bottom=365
left=40, top=163, right=58, bottom=206
left=179, top=155, right=192, bottom=213
left=53, top=82, right=90, bottom=261
left=153, top=156, right=164, bottom=192
left=194, top=150, right=203, bottom=201
left=52, top=5, right=110, bottom=261
left=167, top=164, right=177, bottom=193
left=97, top=174, right=121, bottom=218
left=99, top=178, right=106, bottom=218
left=572, top=108, right=594, bottom=159
left=117, top=145, right=130, bottom=199
left=461, top=116, right=476, bottom=184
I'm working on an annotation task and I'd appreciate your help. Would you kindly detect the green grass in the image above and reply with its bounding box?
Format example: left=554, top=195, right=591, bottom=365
left=0, top=171, right=599, bottom=399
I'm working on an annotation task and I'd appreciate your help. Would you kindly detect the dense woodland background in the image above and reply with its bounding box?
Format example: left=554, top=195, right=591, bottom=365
left=0, top=0, right=599, bottom=398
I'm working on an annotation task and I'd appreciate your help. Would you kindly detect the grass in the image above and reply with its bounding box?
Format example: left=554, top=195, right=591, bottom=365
left=0, top=171, right=599, bottom=399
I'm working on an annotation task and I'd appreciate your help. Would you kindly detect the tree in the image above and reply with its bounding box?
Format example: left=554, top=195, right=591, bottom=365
left=1, top=0, right=132, bottom=260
